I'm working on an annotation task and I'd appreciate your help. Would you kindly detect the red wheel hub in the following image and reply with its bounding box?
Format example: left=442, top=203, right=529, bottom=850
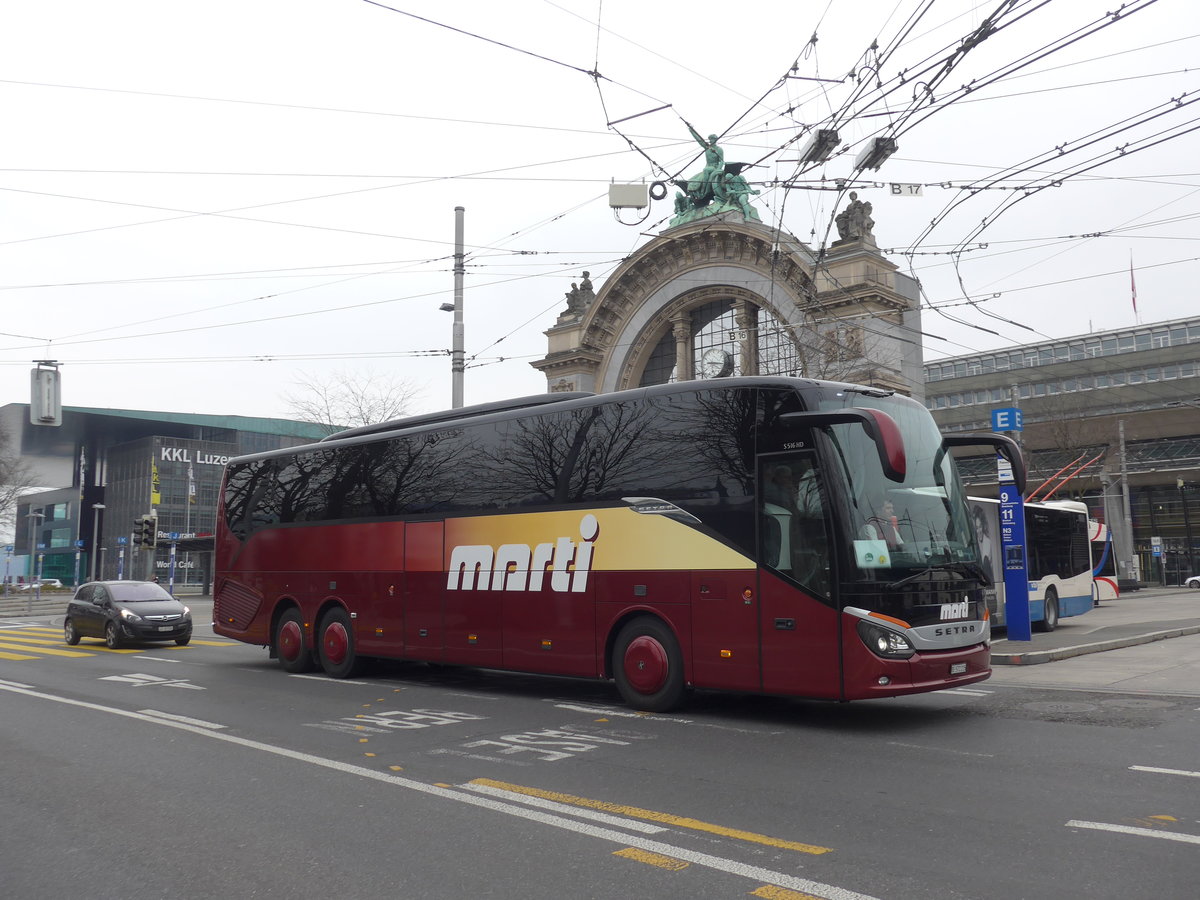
left=323, top=621, right=348, bottom=666
left=623, top=635, right=668, bottom=695
left=278, top=620, right=303, bottom=662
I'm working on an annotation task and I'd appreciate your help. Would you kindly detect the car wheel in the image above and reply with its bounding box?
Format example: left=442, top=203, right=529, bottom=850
left=63, top=618, right=80, bottom=646
left=274, top=608, right=315, bottom=673
left=105, top=621, right=122, bottom=649
left=1189, top=580, right=1200, bottom=590
left=1036, top=587, right=1059, bottom=633
left=175, top=635, right=191, bottom=646
left=317, top=607, right=366, bottom=679
left=612, top=616, right=686, bottom=712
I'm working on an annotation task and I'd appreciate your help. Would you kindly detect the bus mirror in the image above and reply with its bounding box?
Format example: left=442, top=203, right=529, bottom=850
left=780, top=409, right=906, bottom=482
left=942, top=432, right=1027, bottom=494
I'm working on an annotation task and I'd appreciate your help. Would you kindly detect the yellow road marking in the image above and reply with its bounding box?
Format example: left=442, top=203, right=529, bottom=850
left=752, top=885, right=826, bottom=899
left=0, top=641, right=93, bottom=658
left=0, top=651, right=38, bottom=660
left=470, top=779, right=833, bottom=855
left=0, top=634, right=75, bottom=645
left=8, top=629, right=235, bottom=648
left=612, top=847, right=689, bottom=870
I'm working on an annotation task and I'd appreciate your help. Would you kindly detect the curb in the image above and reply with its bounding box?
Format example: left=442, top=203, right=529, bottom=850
left=991, top=624, right=1200, bottom=665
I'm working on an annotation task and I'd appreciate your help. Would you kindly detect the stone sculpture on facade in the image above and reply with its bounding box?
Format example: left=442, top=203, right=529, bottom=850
left=834, top=191, right=875, bottom=242
left=557, top=271, right=597, bottom=322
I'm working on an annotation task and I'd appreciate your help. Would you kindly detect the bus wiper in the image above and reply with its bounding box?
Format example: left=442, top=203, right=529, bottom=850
left=886, top=560, right=987, bottom=590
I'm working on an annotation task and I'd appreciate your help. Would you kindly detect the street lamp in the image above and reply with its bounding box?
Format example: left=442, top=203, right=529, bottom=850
left=90, top=503, right=106, bottom=582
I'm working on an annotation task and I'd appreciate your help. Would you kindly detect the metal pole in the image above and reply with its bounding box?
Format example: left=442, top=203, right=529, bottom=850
left=1181, top=478, right=1196, bottom=577
left=90, top=503, right=105, bottom=581
left=1118, top=420, right=1137, bottom=585
left=452, top=205, right=465, bottom=409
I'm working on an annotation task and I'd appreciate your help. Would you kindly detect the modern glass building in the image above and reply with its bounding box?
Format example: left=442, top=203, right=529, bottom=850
left=3, top=404, right=328, bottom=589
left=923, top=314, right=1200, bottom=586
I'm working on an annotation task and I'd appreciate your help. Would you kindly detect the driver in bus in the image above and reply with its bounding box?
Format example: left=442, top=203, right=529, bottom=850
left=764, top=464, right=800, bottom=513
left=862, top=498, right=903, bottom=550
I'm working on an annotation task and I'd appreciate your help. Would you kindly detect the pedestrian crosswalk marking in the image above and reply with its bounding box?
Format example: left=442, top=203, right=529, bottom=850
left=0, top=627, right=237, bottom=662
left=0, top=640, right=92, bottom=658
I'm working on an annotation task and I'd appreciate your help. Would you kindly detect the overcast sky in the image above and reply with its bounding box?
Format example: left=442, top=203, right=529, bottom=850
left=3, top=0, right=1197, bottom=422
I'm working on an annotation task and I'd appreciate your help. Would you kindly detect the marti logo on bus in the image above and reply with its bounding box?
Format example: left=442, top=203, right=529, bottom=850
left=939, top=600, right=970, bottom=620
left=448, top=514, right=600, bottom=593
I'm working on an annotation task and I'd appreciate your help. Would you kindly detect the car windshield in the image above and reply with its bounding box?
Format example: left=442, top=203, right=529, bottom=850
left=108, top=583, right=174, bottom=602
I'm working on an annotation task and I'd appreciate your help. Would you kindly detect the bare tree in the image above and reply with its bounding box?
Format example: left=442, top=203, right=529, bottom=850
left=282, top=369, right=422, bottom=435
left=0, top=424, right=36, bottom=535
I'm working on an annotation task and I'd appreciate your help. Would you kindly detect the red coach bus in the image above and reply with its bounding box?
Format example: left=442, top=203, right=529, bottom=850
left=214, top=377, right=1023, bottom=711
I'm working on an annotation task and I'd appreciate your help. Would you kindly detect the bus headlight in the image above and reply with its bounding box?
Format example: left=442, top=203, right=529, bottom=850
left=856, top=619, right=915, bottom=660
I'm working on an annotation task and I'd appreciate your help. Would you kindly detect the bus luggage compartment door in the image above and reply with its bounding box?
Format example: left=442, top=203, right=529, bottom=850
left=689, top=571, right=760, bottom=692
left=404, top=520, right=445, bottom=660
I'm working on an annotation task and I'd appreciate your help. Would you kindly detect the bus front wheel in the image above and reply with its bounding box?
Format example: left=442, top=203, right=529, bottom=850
left=612, top=617, right=685, bottom=712
left=317, top=607, right=366, bottom=679
left=275, top=608, right=316, bottom=673
left=1036, top=588, right=1059, bottom=633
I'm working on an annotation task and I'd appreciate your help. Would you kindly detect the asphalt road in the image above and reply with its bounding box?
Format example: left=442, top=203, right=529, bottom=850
left=1, top=609, right=1197, bottom=899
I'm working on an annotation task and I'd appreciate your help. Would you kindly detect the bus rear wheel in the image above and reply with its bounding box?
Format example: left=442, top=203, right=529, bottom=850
left=317, top=607, right=366, bottom=679
left=612, top=617, right=685, bottom=712
left=1036, top=588, right=1059, bottom=633
left=275, top=608, right=316, bottom=673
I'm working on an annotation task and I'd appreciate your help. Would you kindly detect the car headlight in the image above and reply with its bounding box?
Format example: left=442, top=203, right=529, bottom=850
left=182, top=606, right=191, bottom=618
left=856, top=619, right=915, bottom=660
left=119, top=608, right=143, bottom=623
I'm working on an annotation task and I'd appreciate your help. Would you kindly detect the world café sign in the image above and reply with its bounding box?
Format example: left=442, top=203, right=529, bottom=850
left=991, top=407, right=1032, bottom=642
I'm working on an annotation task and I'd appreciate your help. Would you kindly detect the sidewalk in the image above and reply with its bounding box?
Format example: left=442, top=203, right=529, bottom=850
left=990, top=585, right=1200, bottom=665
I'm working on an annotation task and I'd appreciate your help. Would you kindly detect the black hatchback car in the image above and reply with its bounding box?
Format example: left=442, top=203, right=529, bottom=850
left=64, top=581, right=193, bottom=648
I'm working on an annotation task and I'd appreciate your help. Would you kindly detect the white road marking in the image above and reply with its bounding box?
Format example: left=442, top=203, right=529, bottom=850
left=944, top=688, right=992, bottom=696
left=99, top=673, right=204, bottom=690
left=1129, top=765, right=1200, bottom=779
left=464, top=782, right=668, bottom=834
left=288, top=673, right=370, bottom=685
left=1065, top=820, right=1200, bottom=845
left=134, top=656, right=182, bottom=663
left=138, top=709, right=226, bottom=730
left=887, top=741, right=995, bottom=758
left=0, top=680, right=877, bottom=900
left=0, top=679, right=34, bottom=689
left=551, top=702, right=693, bottom=723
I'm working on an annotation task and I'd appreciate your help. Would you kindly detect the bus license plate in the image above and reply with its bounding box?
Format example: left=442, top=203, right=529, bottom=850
left=157, top=626, right=173, bottom=632
left=949, top=662, right=967, bottom=675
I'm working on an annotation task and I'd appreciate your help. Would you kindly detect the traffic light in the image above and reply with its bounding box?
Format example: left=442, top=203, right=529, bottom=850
left=133, top=516, right=157, bottom=548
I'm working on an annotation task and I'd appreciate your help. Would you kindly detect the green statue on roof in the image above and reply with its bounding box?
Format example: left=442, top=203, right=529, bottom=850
left=669, top=123, right=762, bottom=227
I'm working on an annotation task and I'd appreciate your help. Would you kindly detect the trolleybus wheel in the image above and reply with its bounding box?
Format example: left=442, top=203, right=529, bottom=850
left=317, top=607, right=366, bottom=679
left=612, top=617, right=685, bottom=712
left=1036, top=587, right=1059, bottom=633
left=275, top=607, right=316, bottom=673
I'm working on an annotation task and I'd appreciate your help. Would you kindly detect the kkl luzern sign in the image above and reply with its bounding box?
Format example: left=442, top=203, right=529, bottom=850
left=160, top=447, right=231, bottom=466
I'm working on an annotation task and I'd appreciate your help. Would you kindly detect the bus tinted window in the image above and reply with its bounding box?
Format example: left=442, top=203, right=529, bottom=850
left=222, top=458, right=280, bottom=540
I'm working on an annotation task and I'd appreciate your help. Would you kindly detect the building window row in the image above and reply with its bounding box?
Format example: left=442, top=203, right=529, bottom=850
left=926, top=361, right=1198, bottom=410
left=924, top=321, right=1200, bottom=382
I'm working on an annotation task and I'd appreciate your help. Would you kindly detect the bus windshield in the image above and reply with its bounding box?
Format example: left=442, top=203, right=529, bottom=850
left=820, top=390, right=980, bottom=577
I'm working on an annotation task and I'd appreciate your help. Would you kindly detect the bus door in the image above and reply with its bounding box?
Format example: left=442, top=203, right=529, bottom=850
left=756, top=453, right=842, bottom=699
left=404, top=520, right=444, bottom=660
